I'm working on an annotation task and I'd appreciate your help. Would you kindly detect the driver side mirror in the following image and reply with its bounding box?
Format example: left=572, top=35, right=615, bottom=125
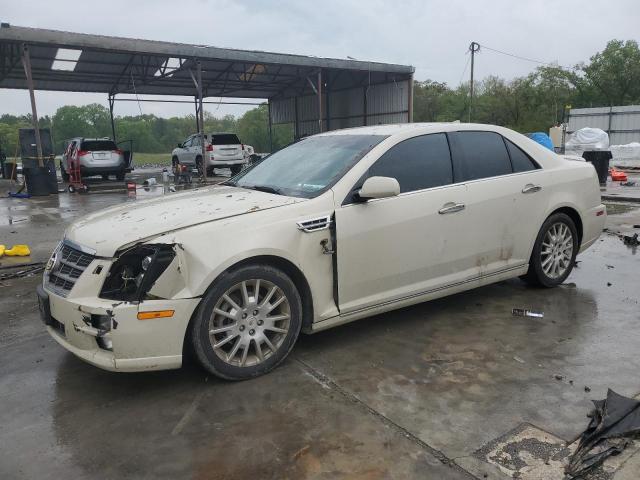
left=356, top=176, right=400, bottom=201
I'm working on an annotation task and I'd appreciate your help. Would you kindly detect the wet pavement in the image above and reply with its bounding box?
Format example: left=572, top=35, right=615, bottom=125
left=1, top=173, right=639, bottom=479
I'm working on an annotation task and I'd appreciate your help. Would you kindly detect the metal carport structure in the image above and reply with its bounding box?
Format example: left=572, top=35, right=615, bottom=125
left=0, top=23, right=414, bottom=174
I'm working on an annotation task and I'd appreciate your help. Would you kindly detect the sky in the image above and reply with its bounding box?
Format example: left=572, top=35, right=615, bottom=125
left=1, top=0, right=639, bottom=118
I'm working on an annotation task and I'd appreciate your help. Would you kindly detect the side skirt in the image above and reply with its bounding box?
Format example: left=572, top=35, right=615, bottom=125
left=311, top=263, right=528, bottom=333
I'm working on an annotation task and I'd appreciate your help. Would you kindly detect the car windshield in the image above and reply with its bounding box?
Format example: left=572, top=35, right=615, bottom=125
left=211, top=134, right=241, bottom=145
left=81, top=140, right=117, bottom=151
left=228, top=134, right=387, bottom=198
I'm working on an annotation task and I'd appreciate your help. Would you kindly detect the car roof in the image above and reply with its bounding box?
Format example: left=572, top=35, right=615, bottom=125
left=316, top=122, right=510, bottom=137
left=316, top=122, right=565, bottom=169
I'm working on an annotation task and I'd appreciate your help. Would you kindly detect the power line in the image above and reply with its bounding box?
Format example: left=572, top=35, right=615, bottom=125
left=479, top=44, right=571, bottom=70
left=458, top=54, right=471, bottom=86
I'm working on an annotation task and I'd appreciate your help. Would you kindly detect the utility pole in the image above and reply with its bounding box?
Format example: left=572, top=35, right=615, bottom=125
left=468, top=42, right=480, bottom=123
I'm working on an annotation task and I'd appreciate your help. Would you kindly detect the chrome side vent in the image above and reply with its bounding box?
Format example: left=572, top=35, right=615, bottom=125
left=296, top=215, right=332, bottom=233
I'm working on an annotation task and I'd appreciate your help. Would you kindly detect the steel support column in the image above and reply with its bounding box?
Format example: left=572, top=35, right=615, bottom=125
left=408, top=73, right=414, bottom=123
left=194, top=96, right=200, bottom=132
left=363, top=86, right=368, bottom=126
left=267, top=100, right=273, bottom=152
left=21, top=44, right=43, bottom=167
left=325, top=74, right=330, bottom=131
left=293, top=96, right=299, bottom=140
left=108, top=94, right=117, bottom=142
left=196, top=61, right=206, bottom=179
left=317, top=70, right=323, bottom=133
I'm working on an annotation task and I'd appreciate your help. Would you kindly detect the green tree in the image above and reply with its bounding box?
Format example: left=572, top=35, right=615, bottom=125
left=580, top=39, right=640, bottom=106
left=237, top=104, right=292, bottom=152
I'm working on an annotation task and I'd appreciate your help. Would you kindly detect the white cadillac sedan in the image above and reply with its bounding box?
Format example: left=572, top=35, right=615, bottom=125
left=37, top=123, right=606, bottom=380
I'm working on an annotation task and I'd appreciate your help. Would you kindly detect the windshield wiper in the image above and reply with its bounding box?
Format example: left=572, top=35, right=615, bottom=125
left=244, top=185, right=282, bottom=195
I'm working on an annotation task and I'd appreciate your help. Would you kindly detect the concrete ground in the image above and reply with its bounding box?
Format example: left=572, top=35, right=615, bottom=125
left=1, top=169, right=639, bottom=479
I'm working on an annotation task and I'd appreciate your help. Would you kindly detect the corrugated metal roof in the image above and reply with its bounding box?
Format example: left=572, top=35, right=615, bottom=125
left=0, top=24, right=414, bottom=98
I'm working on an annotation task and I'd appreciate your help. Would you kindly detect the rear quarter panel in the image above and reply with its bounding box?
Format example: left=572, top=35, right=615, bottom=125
left=535, top=159, right=603, bottom=253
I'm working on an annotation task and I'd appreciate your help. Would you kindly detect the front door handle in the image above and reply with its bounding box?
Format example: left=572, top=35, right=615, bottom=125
left=522, top=184, right=542, bottom=194
left=438, top=202, right=465, bottom=214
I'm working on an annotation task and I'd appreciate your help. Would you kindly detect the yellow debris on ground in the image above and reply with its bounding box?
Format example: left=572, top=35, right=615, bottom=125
left=1, top=245, right=31, bottom=257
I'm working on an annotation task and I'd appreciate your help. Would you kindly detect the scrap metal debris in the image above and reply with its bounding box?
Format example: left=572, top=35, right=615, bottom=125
left=0, top=262, right=45, bottom=281
left=623, top=233, right=639, bottom=246
left=512, top=308, right=544, bottom=318
left=566, top=389, right=640, bottom=478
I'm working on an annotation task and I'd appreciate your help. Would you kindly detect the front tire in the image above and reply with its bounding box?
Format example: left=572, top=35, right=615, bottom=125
left=522, top=213, right=578, bottom=288
left=191, top=265, right=302, bottom=380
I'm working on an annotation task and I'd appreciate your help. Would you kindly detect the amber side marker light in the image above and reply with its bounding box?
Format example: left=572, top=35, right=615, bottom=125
left=137, top=310, right=175, bottom=320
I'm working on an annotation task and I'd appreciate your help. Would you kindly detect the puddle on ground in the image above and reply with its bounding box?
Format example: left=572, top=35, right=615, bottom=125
left=604, top=202, right=639, bottom=215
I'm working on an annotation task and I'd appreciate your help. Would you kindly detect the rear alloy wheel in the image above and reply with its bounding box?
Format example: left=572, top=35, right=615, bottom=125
left=191, top=265, right=302, bottom=380
left=195, top=156, right=204, bottom=176
left=522, top=213, right=578, bottom=287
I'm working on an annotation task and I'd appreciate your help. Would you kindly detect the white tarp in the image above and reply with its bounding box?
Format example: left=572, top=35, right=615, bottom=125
left=565, top=127, right=609, bottom=155
left=610, top=142, right=640, bottom=168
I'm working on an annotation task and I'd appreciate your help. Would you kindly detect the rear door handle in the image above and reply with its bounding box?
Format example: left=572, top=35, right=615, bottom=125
left=438, top=202, right=465, bottom=214
left=522, top=184, right=542, bottom=194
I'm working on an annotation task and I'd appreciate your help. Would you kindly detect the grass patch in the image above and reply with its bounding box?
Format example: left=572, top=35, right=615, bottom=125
left=4, top=153, right=173, bottom=167
left=132, top=152, right=172, bottom=166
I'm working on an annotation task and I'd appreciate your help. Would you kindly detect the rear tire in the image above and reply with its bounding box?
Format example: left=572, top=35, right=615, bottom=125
left=195, top=156, right=204, bottom=176
left=115, top=170, right=125, bottom=181
left=230, top=165, right=242, bottom=176
left=101, top=174, right=110, bottom=181
left=522, top=212, right=578, bottom=288
left=191, top=264, right=302, bottom=380
left=60, top=162, right=69, bottom=182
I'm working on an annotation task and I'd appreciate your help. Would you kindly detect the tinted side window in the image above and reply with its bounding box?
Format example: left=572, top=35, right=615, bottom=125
left=369, top=133, right=453, bottom=193
left=505, top=139, right=538, bottom=172
left=183, top=137, right=192, bottom=147
left=449, top=131, right=512, bottom=182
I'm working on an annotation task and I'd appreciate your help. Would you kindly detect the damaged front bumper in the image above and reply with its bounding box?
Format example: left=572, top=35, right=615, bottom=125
left=39, top=243, right=201, bottom=372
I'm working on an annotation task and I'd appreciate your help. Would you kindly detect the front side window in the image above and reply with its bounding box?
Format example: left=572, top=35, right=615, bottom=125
left=183, top=137, right=193, bottom=148
left=229, top=134, right=387, bottom=199
left=449, top=131, right=512, bottom=182
left=368, top=133, right=453, bottom=193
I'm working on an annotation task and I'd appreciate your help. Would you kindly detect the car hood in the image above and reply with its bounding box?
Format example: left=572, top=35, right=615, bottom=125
left=65, top=185, right=304, bottom=257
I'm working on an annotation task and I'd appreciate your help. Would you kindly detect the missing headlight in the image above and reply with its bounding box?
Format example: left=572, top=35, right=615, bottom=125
left=99, top=245, right=175, bottom=301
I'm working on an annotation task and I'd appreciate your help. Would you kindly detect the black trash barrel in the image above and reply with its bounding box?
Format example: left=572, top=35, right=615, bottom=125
left=582, top=150, right=612, bottom=185
left=24, top=166, right=52, bottom=196
left=23, top=157, right=58, bottom=194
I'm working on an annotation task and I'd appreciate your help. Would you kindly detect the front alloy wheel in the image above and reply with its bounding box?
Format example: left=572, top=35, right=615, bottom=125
left=191, top=265, right=302, bottom=380
left=210, top=279, right=291, bottom=367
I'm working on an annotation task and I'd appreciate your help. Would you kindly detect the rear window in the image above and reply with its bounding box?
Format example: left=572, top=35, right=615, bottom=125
left=81, top=140, right=117, bottom=151
left=448, top=131, right=512, bottom=182
left=211, top=134, right=240, bottom=145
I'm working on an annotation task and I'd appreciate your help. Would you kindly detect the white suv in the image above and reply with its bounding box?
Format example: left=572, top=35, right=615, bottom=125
left=171, top=133, right=247, bottom=176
